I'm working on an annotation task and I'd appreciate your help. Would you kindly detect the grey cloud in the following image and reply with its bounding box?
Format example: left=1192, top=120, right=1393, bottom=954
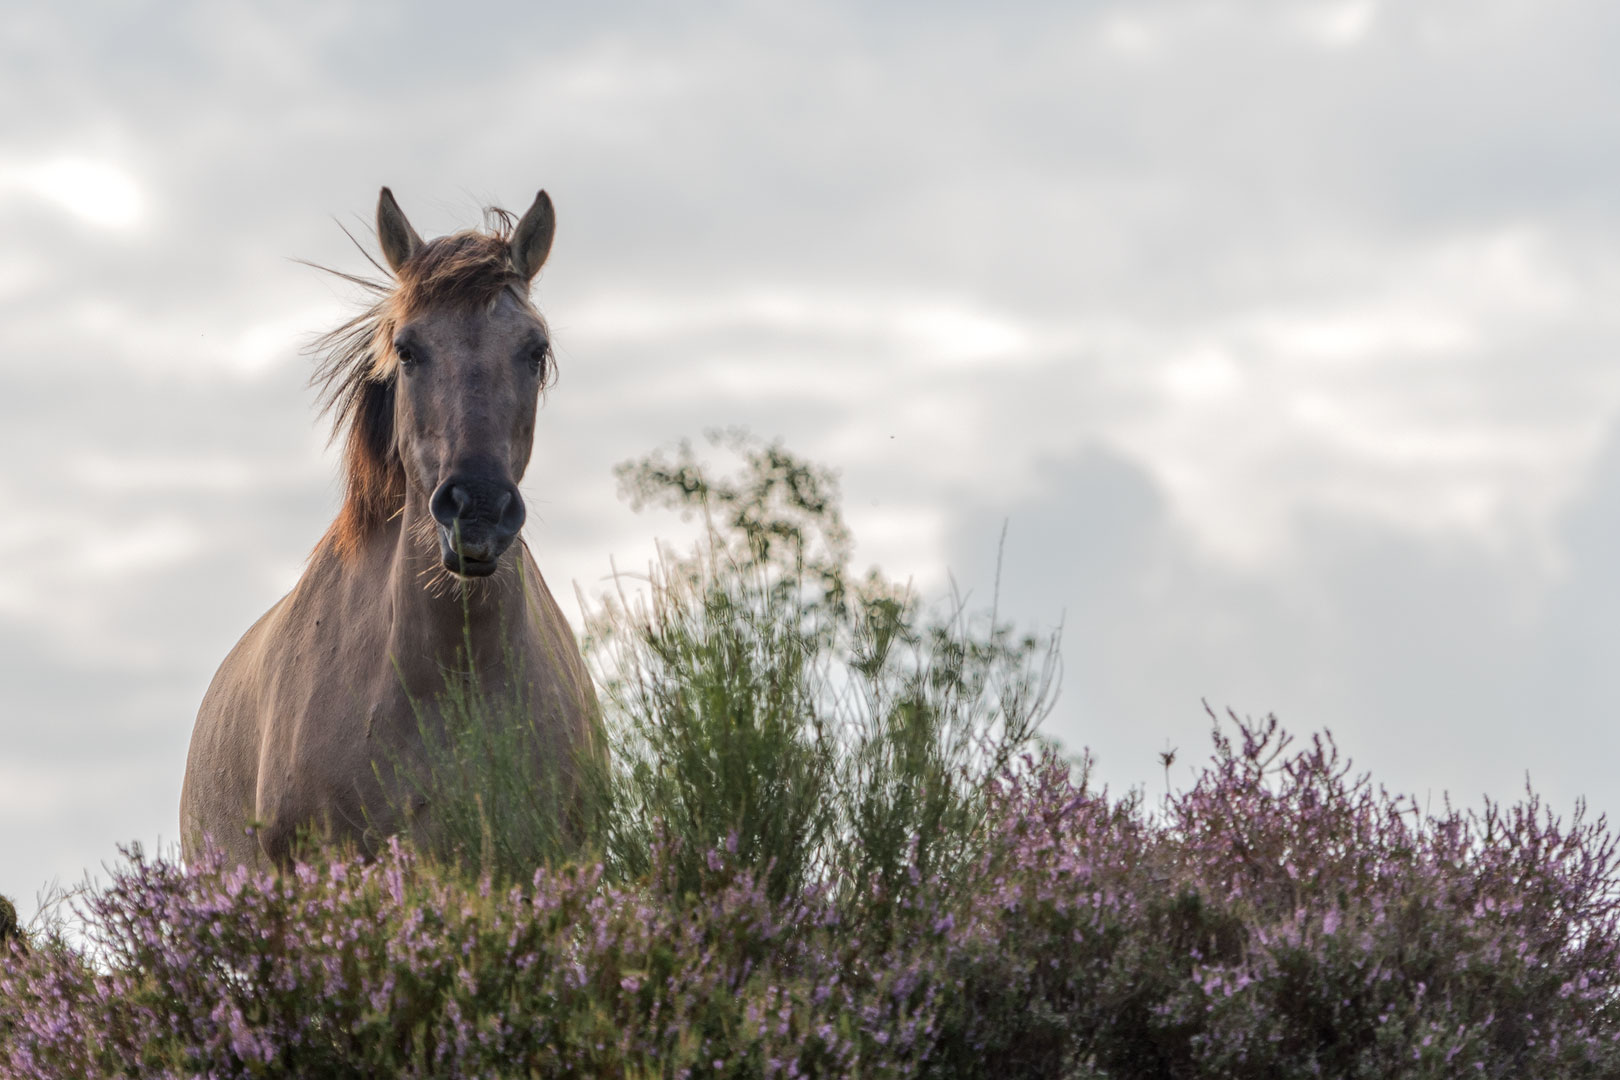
left=948, top=434, right=1620, bottom=815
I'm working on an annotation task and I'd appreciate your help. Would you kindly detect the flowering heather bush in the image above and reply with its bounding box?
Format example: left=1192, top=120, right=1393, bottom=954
left=931, top=713, right=1620, bottom=1077
left=5, top=714, right=1620, bottom=1078
left=0, top=838, right=943, bottom=1079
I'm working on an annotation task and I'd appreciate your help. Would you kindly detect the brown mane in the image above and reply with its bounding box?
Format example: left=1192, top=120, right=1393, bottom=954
left=309, top=208, right=551, bottom=558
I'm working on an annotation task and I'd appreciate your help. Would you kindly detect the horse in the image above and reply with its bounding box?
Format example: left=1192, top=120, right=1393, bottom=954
left=180, top=187, right=598, bottom=867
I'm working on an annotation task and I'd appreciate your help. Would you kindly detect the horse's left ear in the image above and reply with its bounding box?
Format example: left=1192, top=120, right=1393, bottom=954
left=377, top=187, right=424, bottom=274
left=510, top=190, right=555, bottom=282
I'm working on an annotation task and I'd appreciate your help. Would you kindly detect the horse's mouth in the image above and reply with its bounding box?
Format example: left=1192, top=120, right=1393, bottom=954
left=444, top=552, right=500, bottom=578
left=436, top=528, right=508, bottom=578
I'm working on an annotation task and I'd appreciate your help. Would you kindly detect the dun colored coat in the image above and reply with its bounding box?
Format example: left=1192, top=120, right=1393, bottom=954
left=180, top=187, right=597, bottom=866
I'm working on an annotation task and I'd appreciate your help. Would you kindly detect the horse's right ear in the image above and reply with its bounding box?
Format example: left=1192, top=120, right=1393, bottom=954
left=377, top=187, right=423, bottom=274
left=510, top=190, right=555, bottom=282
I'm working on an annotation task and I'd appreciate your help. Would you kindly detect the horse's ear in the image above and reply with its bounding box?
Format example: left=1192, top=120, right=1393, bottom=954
left=510, top=190, right=555, bottom=282
left=377, top=187, right=423, bottom=274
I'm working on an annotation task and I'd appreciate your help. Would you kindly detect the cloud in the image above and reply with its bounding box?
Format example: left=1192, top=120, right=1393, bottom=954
left=944, top=440, right=1612, bottom=816
left=565, top=287, right=1045, bottom=367
left=1, top=157, right=145, bottom=229
left=1292, top=1, right=1380, bottom=49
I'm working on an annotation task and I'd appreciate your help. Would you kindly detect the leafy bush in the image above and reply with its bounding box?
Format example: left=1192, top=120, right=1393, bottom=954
left=589, top=432, right=1059, bottom=909
left=4, top=437, right=1618, bottom=1078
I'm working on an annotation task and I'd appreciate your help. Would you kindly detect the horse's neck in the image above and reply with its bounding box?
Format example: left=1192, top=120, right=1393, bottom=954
left=383, top=492, right=528, bottom=681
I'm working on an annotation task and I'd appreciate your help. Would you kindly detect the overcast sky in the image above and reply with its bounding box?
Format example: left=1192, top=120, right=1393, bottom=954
left=6, top=0, right=1620, bottom=921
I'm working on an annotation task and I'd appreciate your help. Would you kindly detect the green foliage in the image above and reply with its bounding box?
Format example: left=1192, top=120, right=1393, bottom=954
left=588, top=430, right=1060, bottom=905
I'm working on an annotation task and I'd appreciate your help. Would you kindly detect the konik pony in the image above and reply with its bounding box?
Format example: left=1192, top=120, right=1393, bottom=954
left=181, top=187, right=597, bottom=865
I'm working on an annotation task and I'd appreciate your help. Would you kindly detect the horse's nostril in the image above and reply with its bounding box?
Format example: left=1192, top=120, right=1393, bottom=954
left=429, top=481, right=463, bottom=530
left=499, top=490, right=526, bottom=536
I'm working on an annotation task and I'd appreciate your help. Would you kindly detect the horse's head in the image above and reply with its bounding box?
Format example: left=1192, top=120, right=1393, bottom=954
left=373, top=187, right=555, bottom=578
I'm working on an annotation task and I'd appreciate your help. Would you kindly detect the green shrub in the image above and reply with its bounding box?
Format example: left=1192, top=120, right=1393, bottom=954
left=586, top=431, right=1060, bottom=907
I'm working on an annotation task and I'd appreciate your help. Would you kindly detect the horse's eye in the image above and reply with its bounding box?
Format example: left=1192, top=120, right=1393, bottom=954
left=394, top=342, right=417, bottom=368
left=528, top=344, right=550, bottom=374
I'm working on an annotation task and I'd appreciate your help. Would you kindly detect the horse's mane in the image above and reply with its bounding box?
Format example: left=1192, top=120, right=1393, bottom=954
left=308, top=207, right=550, bottom=559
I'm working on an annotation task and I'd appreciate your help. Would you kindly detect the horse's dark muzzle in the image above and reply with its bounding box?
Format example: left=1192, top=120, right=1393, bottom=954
left=430, top=475, right=525, bottom=577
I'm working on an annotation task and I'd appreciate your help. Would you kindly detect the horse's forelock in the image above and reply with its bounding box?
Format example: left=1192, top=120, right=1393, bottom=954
left=397, top=231, right=522, bottom=312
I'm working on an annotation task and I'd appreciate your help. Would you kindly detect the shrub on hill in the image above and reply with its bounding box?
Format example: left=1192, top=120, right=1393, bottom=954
left=3, top=437, right=1616, bottom=1077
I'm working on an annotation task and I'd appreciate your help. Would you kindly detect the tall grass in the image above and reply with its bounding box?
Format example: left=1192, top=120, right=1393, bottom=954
left=377, top=623, right=611, bottom=886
